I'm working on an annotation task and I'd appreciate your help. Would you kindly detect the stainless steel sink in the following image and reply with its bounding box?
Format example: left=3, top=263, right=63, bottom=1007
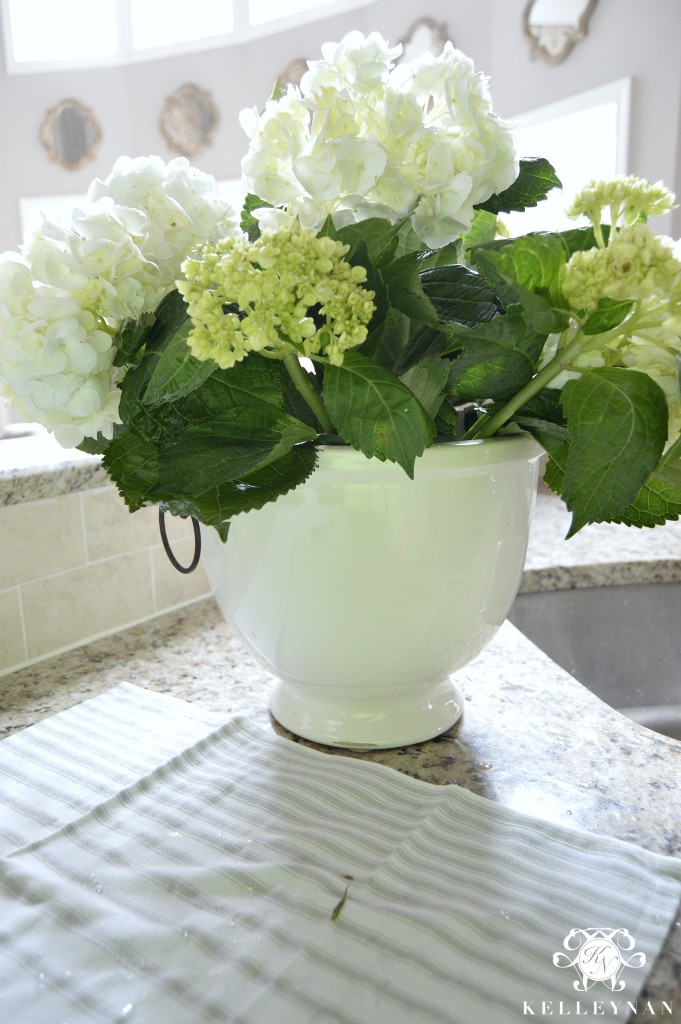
left=508, top=582, right=681, bottom=741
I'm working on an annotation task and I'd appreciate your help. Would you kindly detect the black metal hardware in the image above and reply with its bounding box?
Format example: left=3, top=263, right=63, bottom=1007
left=158, top=508, right=201, bottom=574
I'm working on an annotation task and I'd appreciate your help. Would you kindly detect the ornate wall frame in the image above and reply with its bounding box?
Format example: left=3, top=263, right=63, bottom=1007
left=160, top=83, right=219, bottom=158
left=523, top=0, right=599, bottom=65
left=39, top=99, right=102, bottom=171
left=398, top=17, right=449, bottom=62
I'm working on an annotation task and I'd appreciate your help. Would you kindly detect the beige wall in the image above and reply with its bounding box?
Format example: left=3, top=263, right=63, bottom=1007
left=0, top=486, right=210, bottom=675
left=1, top=0, right=679, bottom=250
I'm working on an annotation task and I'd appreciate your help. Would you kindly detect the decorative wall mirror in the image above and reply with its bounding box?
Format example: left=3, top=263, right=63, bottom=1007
left=523, top=0, right=598, bottom=65
left=160, top=84, right=219, bottom=158
left=39, top=99, right=102, bottom=171
left=399, top=17, right=448, bottom=62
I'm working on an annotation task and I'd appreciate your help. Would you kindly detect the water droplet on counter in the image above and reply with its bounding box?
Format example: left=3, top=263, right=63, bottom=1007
left=476, top=762, right=493, bottom=771
left=116, top=1003, right=134, bottom=1021
left=37, top=972, right=45, bottom=992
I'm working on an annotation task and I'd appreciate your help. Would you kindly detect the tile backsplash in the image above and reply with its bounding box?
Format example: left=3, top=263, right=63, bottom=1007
left=0, top=485, right=211, bottom=675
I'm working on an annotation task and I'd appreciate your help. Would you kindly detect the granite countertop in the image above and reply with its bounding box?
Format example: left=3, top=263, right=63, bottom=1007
left=0, top=431, right=107, bottom=505
left=1, top=484, right=681, bottom=1009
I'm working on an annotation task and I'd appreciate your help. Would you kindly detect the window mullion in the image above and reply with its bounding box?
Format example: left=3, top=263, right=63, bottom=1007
left=232, top=0, right=250, bottom=31
left=118, top=0, right=134, bottom=60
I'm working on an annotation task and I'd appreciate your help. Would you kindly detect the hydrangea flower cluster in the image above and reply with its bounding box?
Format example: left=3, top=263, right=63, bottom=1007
left=561, top=223, right=681, bottom=312
left=240, top=31, right=518, bottom=249
left=566, top=175, right=675, bottom=238
left=0, top=157, right=236, bottom=446
left=179, top=218, right=375, bottom=369
left=551, top=177, right=681, bottom=438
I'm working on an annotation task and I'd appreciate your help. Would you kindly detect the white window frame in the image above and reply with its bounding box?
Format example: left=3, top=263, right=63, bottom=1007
left=1, top=0, right=377, bottom=74
left=504, top=77, right=631, bottom=236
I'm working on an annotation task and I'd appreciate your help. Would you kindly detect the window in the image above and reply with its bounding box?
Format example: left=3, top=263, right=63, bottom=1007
left=1, top=0, right=376, bottom=72
left=505, top=78, right=631, bottom=236
left=7, top=0, right=118, bottom=63
left=130, top=0, right=233, bottom=51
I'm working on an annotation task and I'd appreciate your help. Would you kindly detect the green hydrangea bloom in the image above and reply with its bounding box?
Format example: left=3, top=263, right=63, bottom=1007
left=178, top=223, right=375, bottom=369
left=562, top=224, right=681, bottom=312
left=567, top=176, right=674, bottom=228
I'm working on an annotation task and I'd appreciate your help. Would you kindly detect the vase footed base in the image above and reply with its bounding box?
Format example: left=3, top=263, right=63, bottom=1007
left=269, top=677, right=465, bottom=750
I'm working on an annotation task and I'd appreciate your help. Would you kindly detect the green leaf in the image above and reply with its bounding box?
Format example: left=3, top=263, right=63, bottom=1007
left=444, top=307, right=547, bottom=403
left=538, top=434, right=571, bottom=499
left=159, top=446, right=319, bottom=529
left=362, top=307, right=441, bottom=376
left=240, top=194, right=273, bottom=241
left=515, top=387, right=566, bottom=426
left=142, top=290, right=190, bottom=351
left=419, top=264, right=501, bottom=331
left=400, top=356, right=450, bottom=419
left=582, top=297, right=634, bottom=336
left=151, top=409, right=315, bottom=496
left=538, top=428, right=681, bottom=529
left=560, top=368, right=669, bottom=535
left=121, top=355, right=289, bottom=443
left=461, top=209, right=500, bottom=250
left=413, top=240, right=465, bottom=269
left=655, top=434, right=681, bottom=488
left=102, top=431, right=161, bottom=512
left=336, top=217, right=406, bottom=268
left=270, top=78, right=286, bottom=101
left=473, top=227, right=601, bottom=334
left=104, top=401, right=316, bottom=522
left=394, top=222, right=428, bottom=259
left=143, top=321, right=217, bottom=404
left=77, top=434, right=112, bottom=456
left=474, top=157, right=562, bottom=216
left=610, top=475, right=681, bottom=528
left=511, top=388, right=569, bottom=443
left=322, top=351, right=436, bottom=476
left=381, top=251, right=439, bottom=326
left=113, top=311, right=156, bottom=366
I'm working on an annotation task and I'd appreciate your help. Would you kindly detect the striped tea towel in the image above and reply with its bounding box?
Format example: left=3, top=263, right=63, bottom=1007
left=0, top=683, right=679, bottom=1024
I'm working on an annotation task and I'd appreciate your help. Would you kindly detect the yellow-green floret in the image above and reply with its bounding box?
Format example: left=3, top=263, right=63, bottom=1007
left=178, top=223, right=375, bottom=369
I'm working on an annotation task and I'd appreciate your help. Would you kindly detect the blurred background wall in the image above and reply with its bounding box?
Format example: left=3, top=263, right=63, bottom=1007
left=0, top=0, right=679, bottom=252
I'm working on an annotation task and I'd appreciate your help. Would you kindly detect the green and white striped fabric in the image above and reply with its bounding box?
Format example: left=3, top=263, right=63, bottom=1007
left=0, top=683, right=679, bottom=1024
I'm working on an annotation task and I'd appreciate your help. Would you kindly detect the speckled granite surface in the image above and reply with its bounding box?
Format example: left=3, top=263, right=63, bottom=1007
left=522, top=488, right=681, bottom=592
left=0, top=433, right=107, bottom=505
left=1, top=597, right=680, bottom=1009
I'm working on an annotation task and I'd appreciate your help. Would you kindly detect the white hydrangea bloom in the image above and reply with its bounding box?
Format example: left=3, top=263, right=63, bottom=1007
left=0, top=258, right=123, bottom=446
left=0, top=157, right=238, bottom=446
left=241, top=33, right=518, bottom=249
left=87, top=155, right=238, bottom=309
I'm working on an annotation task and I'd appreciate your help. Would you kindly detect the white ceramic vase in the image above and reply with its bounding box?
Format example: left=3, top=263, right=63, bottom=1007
left=204, top=436, right=542, bottom=749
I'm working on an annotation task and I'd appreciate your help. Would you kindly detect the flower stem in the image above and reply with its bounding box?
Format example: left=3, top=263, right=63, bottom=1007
left=283, top=353, right=335, bottom=434
left=463, top=303, right=656, bottom=440
left=463, top=330, right=589, bottom=440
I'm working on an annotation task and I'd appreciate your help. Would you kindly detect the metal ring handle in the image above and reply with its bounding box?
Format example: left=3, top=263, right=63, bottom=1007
left=158, top=508, right=202, bottom=574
